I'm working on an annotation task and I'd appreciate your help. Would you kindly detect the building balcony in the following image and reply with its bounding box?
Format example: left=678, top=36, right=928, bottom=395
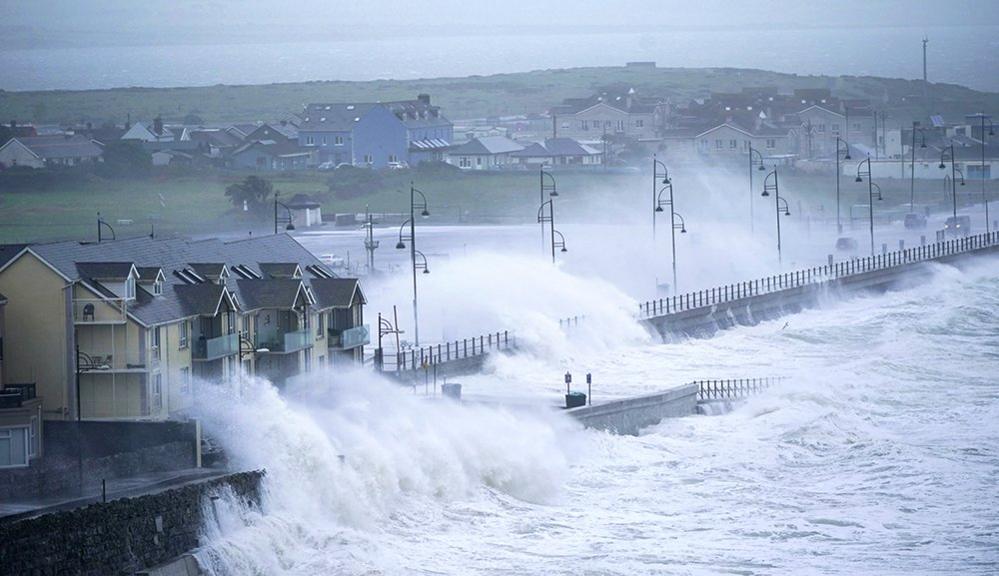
left=77, top=348, right=150, bottom=372
left=328, top=325, right=370, bottom=350
left=193, top=333, right=239, bottom=362
left=260, top=329, right=312, bottom=354
left=73, top=298, right=127, bottom=324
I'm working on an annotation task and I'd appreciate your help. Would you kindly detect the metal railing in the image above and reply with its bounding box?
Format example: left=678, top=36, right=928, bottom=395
left=329, top=325, right=370, bottom=350
left=640, top=231, right=999, bottom=318
left=558, top=315, right=586, bottom=329
left=695, top=377, right=785, bottom=401
left=72, top=298, right=127, bottom=324
left=193, top=333, right=239, bottom=361
left=380, top=330, right=515, bottom=372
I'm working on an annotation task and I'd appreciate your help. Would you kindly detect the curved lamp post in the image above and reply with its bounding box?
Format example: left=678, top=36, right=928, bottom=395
left=274, top=192, right=295, bottom=234
left=655, top=181, right=686, bottom=294
left=396, top=183, right=430, bottom=346
left=855, top=155, right=879, bottom=256
left=537, top=199, right=564, bottom=264
left=835, top=137, right=852, bottom=233
left=540, top=167, right=558, bottom=250
left=908, top=122, right=928, bottom=213
left=761, top=167, right=790, bottom=266
left=748, top=146, right=766, bottom=235
left=966, top=113, right=994, bottom=233
left=652, top=155, right=671, bottom=240
left=97, top=212, right=116, bottom=243
left=940, top=143, right=967, bottom=221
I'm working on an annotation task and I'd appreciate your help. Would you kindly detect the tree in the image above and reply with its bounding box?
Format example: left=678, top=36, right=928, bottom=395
left=225, top=175, right=274, bottom=216
left=98, top=140, right=152, bottom=177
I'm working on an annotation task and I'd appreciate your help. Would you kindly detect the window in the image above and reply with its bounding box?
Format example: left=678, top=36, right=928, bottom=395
left=126, top=277, right=136, bottom=300
left=241, top=315, right=250, bottom=338
left=363, top=154, right=373, bottom=164
left=715, top=139, right=723, bottom=149
left=635, top=119, right=644, bottom=128
left=476, top=157, right=482, bottom=166
left=152, top=326, right=161, bottom=361
left=853, top=123, right=861, bottom=131
left=616, top=120, right=625, bottom=132
left=179, top=321, right=189, bottom=349
left=321, top=136, right=328, bottom=146
left=817, top=124, right=826, bottom=133
left=28, top=417, right=38, bottom=458
left=180, top=367, right=191, bottom=395
left=306, top=136, right=314, bottom=146
left=459, top=157, right=470, bottom=168
left=317, top=312, right=325, bottom=338
left=832, top=123, right=840, bottom=133
left=335, top=135, right=343, bottom=145
left=153, top=280, right=162, bottom=296
left=304, top=349, right=312, bottom=372
left=729, top=139, right=738, bottom=149
left=152, top=374, right=163, bottom=413
left=766, top=138, right=776, bottom=149
left=0, top=427, right=28, bottom=468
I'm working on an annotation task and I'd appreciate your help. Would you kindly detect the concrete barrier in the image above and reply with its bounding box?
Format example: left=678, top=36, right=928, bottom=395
left=566, top=383, right=698, bottom=435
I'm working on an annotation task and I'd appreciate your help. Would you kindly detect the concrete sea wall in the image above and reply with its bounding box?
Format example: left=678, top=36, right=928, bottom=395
left=567, top=384, right=699, bottom=435
left=0, top=470, right=263, bottom=576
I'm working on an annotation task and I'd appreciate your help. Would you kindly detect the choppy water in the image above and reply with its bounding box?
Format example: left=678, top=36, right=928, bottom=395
left=192, top=256, right=998, bottom=575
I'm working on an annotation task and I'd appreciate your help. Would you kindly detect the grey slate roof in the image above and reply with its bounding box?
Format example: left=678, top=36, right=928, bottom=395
left=299, top=103, right=378, bottom=132
left=0, top=244, right=28, bottom=269
left=236, top=279, right=307, bottom=310
left=76, top=262, right=135, bottom=280
left=23, top=234, right=344, bottom=327
left=175, top=283, right=229, bottom=317
left=309, top=278, right=364, bottom=309
left=449, top=136, right=524, bottom=156
left=8, top=135, right=103, bottom=160
left=259, top=263, right=301, bottom=279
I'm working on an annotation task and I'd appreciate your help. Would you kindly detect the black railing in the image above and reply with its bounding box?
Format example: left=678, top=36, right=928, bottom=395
left=695, top=377, right=784, bottom=401
left=558, top=315, right=585, bottom=329
left=640, top=231, right=999, bottom=318
left=380, top=330, right=515, bottom=372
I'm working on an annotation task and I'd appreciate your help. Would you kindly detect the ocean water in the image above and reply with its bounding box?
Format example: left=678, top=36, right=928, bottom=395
left=3, top=25, right=999, bottom=92
left=190, top=253, right=999, bottom=575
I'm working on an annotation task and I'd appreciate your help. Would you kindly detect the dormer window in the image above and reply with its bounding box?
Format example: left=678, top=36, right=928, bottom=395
left=153, top=280, right=163, bottom=296
left=126, top=276, right=136, bottom=300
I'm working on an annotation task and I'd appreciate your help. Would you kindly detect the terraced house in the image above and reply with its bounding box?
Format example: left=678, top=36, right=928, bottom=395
left=0, top=235, right=367, bottom=423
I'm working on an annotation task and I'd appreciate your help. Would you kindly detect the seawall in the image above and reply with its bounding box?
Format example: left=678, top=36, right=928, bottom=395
left=0, top=470, right=263, bottom=576
left=566, top=384, right=699, bottom=435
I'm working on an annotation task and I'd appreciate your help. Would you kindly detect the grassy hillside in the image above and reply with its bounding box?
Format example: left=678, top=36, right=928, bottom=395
left=2, top=66, right=997, bottom=126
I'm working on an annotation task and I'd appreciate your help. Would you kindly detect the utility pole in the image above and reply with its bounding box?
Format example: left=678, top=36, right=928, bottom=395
left=922, top=37, right=929, bottom=113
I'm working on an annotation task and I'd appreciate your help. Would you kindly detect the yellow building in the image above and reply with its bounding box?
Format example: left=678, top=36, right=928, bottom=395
left=0, top=235, right=367, bottom=422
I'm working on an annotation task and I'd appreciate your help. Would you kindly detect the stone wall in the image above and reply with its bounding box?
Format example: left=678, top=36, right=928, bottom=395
left=0, top=420, right=199, bottom=500
left=0, top=470, right=263, bottom=576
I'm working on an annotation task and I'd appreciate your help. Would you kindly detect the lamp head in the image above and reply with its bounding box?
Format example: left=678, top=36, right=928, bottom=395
left=845, top=153, right=852, bottom=160
left=920, top=142, right=927, bottom=148
left=761, top=190, right=770, bottom=197
left=939, top=162, right=946, bottom=169
left=855, top=176, right=863, bottom=183
left=784, top=209, right=791, bottom=216
left=421, top=209, right=430, bottom=218
left=681, top=227, right=687, bottom=233
left=662, top=177, right=670, bottom=184
left=549, top=190, right=559, bottom=197
left=561, top=247, right=568, bottom=253
left=285, top=223, right=295, bottom=231
left=423, top=268, right=430, bottom=274
left=655, top=205, right=664, bottom=213
left=758, top=164, right=766, bottom=171
left=960, top=180, right=966, bottom=186
left=395, top=241, right=405, bottom=250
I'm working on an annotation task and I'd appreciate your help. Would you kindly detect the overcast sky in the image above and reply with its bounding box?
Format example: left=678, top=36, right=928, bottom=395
left=4, top=0, right=999, bottom=48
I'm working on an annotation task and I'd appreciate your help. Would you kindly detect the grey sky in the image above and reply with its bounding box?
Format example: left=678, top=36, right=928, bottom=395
left=4, top=0, right=999, bottom=48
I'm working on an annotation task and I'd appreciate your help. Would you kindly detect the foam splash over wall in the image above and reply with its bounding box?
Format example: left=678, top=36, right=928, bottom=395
left=191, top=369, right=578, bottom=575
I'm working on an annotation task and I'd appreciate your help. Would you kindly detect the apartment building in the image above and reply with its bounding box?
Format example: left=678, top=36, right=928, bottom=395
left=0, top=234, right=367, bottom=423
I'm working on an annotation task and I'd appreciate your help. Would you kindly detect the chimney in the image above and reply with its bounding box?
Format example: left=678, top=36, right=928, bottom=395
left=125, top=113, right=131, bottom=131
left=153, top=115, right=164, bottom=136
left=417, top=94, right=430, bottom=105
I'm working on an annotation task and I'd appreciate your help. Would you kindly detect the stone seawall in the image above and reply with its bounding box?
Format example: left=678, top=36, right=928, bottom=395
left=0, top=470, right=263, bottom=576
left=567, top=384, right=699, bottom=435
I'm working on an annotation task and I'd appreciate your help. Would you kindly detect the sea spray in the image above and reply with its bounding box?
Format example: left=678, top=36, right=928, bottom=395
left=192, top=368, right=579, bottom=574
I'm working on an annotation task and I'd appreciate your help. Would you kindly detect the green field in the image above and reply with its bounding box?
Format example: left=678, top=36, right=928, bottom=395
left=2, top=66, right=997, bottom=125
left=3, top=165, right=993, bottom=245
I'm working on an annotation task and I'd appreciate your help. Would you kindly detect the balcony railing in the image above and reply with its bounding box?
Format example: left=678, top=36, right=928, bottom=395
left=193, top=333, right=239, bottom=361
left=328, top=325, right=370, bottom=350
left=73, top=298, right=127, bottom=324
left=77, top=349, right=148, bottom=371
left=260, top=329, right=313, bottom=354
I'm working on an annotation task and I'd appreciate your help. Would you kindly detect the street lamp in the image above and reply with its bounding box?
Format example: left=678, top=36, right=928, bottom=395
left=376, top=311, right=404, bottom=371
left=655, top=180, right=686, bottom=294
left=761, top=167, right=791, bottom=266
left=97, top=212, right=116, bottom=243
left=274, top=192, right=295, bottom=234
left=855, top=155, right=880, bottom=256
left=537, top=199, right=564, bottom=264
left=966, top=113, right=994, bottom=233
left=834, top=137, right=851, bottom=234
left=553, top=230, right=568, bottom=254
left=75, top=347, right=108, bottom=495
left=652, top=155, right=671, bottom=239
left=396, top=182, right=430, bottom=346
left=237, top=331, right=268, bottom=388
left=940, top=143, right=967, bottom=221
left=748, top=146, right=766, bottom=235
left=540, top=167, right=558, bottom=251
left=908, top=121, right=928, bottom=213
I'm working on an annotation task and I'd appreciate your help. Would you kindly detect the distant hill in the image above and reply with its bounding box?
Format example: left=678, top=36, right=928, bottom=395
left=1, top=66, right=996, bottom=126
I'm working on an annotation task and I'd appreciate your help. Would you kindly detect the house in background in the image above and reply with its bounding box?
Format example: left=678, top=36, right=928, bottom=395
left=298, top=94, right=453, bottom=168
left=0, top=135, right=103, bottom=169
left=445, top=136, right=524, bottom=170
left=0, top=293, right=44, bottom=469
left=510, top=137, right=603, bottom=168
left=550, top=88, right=667, bottom=141
left=230, top=140, right=312, bottom=171
left=694, top=122, right=797, bottom=159
left=120, top=117, right=198, bottom=153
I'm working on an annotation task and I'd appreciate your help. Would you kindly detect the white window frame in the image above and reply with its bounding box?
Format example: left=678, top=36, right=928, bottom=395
left=179, top=320, right=189, bottom=349
left=0, top=426, right=29, bottom=468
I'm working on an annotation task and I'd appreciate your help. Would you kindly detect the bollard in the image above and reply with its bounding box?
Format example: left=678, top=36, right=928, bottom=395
left=586, top=373, right=592, bottom=405
left=102, top=479, right=107, bottom=503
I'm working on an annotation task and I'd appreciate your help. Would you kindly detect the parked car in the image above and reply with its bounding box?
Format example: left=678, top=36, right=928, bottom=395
left=836, top=237, right=859, bottom=251
left=904, top=213, right=927, bottom=229
left=944, top=215, right=972, bottom=236
left=317, top=161, right=336, bottom=171
left=386, top=161, right=409, bottom=170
